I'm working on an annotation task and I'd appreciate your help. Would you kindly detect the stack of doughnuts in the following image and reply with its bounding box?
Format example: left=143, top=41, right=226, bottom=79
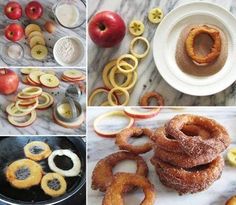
left=151, top=114, right=231, bottom=194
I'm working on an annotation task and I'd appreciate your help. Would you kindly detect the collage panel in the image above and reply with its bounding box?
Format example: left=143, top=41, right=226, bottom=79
left=87, top=107, right=235, bottom=205
left=88, top=0, right=236, bottom=106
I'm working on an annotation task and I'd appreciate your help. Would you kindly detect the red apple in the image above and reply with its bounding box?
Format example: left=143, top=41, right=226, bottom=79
left=25, top=1, right=43, bottom=20
left=5, top=23, right=24, bottom=42
left=88, top=11, right=126, bottom=48
left=4, top=1, right=22, bottom=20
left=0, top=69, right=19, bottom=95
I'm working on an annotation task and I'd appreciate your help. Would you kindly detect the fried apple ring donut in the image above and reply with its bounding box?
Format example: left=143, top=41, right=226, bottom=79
left=151, top=156, right=224, bottom=194
left=226, top=196, right=236, bottom=205
left=24, top=141, right=52, bottom=161
left=151, top=125, right=210, bottom=153
left=41, top=173, right=67, bottom=197
left=92, top=151, right=148, bottom=192
left=185, top=25, right=221, bottom=64
left=116, top=127, right=154, bottom=154
left=6, top=159, right=43, bottom=189
left=165, top=114, right=231, bottom=156
left=140, top=92, right=164, bottom=106
left=102, top=173, right=155, bottom=205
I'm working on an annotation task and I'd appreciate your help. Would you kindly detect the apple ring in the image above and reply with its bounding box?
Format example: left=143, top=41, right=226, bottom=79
left=48, top=149, right=81, bottom=177
left=140, top=92, right=164, bottom=106
left=102, top=60, right=117, bottom=89
left=227, top=148, right=236, bottom=167
left=37, top=92, right=54, bottom=110
left=17, top=92, right=39, bottom=100
left=185, top=25, right=221, bottom=64
left=93, top=110, right=134, bottom=138
left=6, top=159, right=43, bottom=189
left=41, top=173, right=67, bottom=197
left=22, top=86, right=42, bottom=96
left=124, top=107, right=161, bottom=119
left=24, top=141, right=52, bottom=161
left=108, top=87, right=129, bottom=106
left=130, top=37, right=150, bottom=59
left=6, top=103, right=32, bottom=117
left=8, top=110, right=37, bottom=127
left=117, top=54, right=138, bottom=74
left=15, top=98, right=39, bottom=113
left=116, top=127, right=154, bottom=154
left=17, top=98, right=36, bottom=107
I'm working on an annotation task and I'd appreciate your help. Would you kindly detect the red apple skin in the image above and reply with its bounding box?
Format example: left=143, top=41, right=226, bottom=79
left=5, top=23, right=24, bottom=42
left=25, top=1, right=43, bottom=20
left=89, top=11, right=126, bottom=48
left=4, top=1, right=22, bottom=20
left=0, top=69, right=19, bottom=95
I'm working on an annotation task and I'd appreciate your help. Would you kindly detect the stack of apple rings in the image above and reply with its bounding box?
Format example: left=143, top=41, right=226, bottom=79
left=6, top=86, right=54, bottom=127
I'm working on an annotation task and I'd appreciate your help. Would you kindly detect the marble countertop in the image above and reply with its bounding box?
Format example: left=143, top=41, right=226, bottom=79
left=0, top=68, right=86, bottom=135
left=87, top=107, right=236, bottom=205
left=0, top=0, right=86, bottom=67
left=88, top=0, right=236, bottom=106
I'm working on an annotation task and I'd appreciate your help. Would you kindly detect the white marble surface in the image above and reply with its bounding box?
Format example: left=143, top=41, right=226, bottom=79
left=0, top=0, right=86, bottom=67
left=87, top=107, right=236, bottom=205
left=88, top=0, right=236, bottom=105
left=0, top=67, right=86, bottom=135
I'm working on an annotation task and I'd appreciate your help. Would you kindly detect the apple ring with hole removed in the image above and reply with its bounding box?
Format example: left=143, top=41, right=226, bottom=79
left=8, top=110, right=37, bottom=127
left=88, top=87, right=119, bottom=106
left=93, top=110, right=134, bottom=138
left=21, top=67, right=41, bottom=75
left=124, top=107, right=161, bottom=119
left=6, top=103, right=33, bottom=117
left=48, top=149, right=81, bottom=177
left=37, top=92, right=54, bottom=110
left=17, top=98, right=37, bottom=107
left=29, top=71, right=45, bottom=85
left=102, top=60, right=117, bottom=89
left=6, top=159, right=43, bottom=189
left=22, top=86, right=42, bottom=96
left=25, top=24, right=42, bottom=37
left=17, top=92, right=39, bottom=100
left=130, top=37, right=150, bottom=59
left=24, top=141, right=52, bottom=161
left=41, top=173, right=67, bottom=197
left=40, top=74, right=60, bottom=88
left=108, top=87, right=130, bottom=106
left=117, top=54, right=138, bottom=74
left=15, top=98, right=38, bottom=113
left=63, top=70, right=84, bottom=79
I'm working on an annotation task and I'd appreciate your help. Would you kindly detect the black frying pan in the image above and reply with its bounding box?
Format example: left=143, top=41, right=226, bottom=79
left=0, top=137, right=86, bottom=205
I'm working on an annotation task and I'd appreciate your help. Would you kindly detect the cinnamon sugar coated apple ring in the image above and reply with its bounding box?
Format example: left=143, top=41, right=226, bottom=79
left=6, top=159, right=43, bottom=189
left=151, top=156, right=224, bottom=194
left=117, top=54, right=138, bottom=74
left=140, top=92, right=164, bottom=106
left=185, top=25, right=221, bottom=64
left=116, top=127, right=154, bottom=154
left=108, top=87, right=129, bottom=106
left=165, top=114, right=231, bottom=157
left=24, top=141, right=52, bottom=161
left=93, top=111, right=134, bottom=138
left=92, top=151, right=148, bottom=192
left=130, top=37, right=150, bottom=59
left=226, top=196, right=236, bottom=205
left=102, top=173, right=155, bottom=205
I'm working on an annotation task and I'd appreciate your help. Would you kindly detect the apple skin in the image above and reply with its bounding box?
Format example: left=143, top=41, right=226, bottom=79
left=89, top=11, right=126, bottom=48
left=5, top=23, right=24, bottom=42
left=4, top=1, right=22, bottom=20
left=0, top=69, right=19, bottom=95
left=25, top=1, right=43, bottom=20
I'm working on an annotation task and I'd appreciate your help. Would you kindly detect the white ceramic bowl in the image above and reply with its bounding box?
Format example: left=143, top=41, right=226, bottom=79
left=153, top=2, right=236, bottom=96
left=53, top=36, right=84, bottom=66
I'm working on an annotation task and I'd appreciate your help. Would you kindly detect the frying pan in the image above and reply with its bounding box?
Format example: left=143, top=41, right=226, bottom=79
left=0, top=137, right=86, bottom=205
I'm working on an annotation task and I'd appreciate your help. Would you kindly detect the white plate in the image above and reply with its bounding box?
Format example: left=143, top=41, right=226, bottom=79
left=153, top=2, right=236, bottom=96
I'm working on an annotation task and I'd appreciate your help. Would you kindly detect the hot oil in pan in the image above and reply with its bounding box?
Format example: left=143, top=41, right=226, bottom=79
left=0, top=137, right=85, bottom=203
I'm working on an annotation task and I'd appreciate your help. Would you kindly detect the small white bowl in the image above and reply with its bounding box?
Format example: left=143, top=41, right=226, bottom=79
left=53, top=36, right=84, bottom=66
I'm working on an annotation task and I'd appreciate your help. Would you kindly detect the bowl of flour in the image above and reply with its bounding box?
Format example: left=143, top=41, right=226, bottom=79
left=53, top=36, right=84, bottom=66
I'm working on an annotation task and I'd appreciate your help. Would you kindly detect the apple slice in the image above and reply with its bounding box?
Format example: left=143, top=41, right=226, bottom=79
left=25, top=24, right=41, bottom=37
left=39, top=74, right=60, bottom=88
left=27, top=75, right=40, bottom=86
left=28, top=31, right=43, bottom=40
left=22, top=86, right=42, bottom=96
left=124, top=107, right=161, bottom=119
left=8, top=110, right=37, bottom=127
left=29, top=71, right=45, bottom=84
left=15, top=98, right=38, bottom=113
left=44, top=70, right=56, bottom=75
left=21, top=67, right=41, bottom=75
left=29, top=35, right=46, bottom=48
left=63, top=70, right=84, bottom=79
left=31, top=45, right=48, bottom=60
left=37, top=92, right=54, bottom=110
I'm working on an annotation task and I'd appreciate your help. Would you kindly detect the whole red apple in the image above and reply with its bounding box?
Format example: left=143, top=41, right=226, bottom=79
left=5, top=23, right=24, bottom=42
left=4, top=1, right=22, bottom=20
left=88, top=11, right=126, bottom=48
left=0, top=69, right=19, bottom=95
left=25, top=1, right=43, bottom=20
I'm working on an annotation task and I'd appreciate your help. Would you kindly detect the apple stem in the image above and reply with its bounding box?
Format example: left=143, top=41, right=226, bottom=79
left=4, top=68, right=6, bottom=74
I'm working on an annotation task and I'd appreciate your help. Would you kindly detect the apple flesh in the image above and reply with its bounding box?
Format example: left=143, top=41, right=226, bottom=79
left=5, top=23, right=24, bottom=42
left=89, top=11, right=126, bottom=48
left=0, top=69, right=19, bottom=95
left=4, top=1, right=22, bottom=20
left=25, top=1, right=43, bottom=20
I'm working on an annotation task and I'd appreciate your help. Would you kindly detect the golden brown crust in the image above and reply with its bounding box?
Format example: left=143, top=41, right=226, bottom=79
left=102, top=173, right=155, bottom=205
left=91, top=151, right=148, bottom=192
left=140, top=92, right=164, bottom=106
left=115, top=127, right=154, bottom=154
left=185, top=25, right=221, bottom=64
left=226, top=196, right=236, bottom=205
left=151, top=156, right=224, bottom=194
